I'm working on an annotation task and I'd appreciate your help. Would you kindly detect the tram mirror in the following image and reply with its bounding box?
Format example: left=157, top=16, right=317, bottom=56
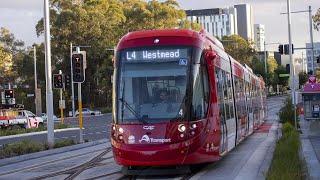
left=205, top=50, right=216, bottom=61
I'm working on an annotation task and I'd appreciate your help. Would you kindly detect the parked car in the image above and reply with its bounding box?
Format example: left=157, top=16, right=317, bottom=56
left=41, top=113, right=60, bottom=122
left=75, top=108, right=102, bottom=117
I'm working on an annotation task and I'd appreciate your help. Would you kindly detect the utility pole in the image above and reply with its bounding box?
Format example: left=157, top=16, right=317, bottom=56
left=70, top=43, right=75, bottom=117
left=286, top=0, right=297, bottom=129
left=309, top=6, right=315, bottom=74
left=44, top=0, right=54, bottom=147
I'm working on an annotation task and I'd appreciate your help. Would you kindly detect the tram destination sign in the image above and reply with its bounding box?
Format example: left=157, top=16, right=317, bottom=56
left=124, top=48, right=188, bottom=61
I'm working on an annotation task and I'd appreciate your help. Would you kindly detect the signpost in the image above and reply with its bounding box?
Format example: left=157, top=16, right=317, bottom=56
left=72, top=48, right=87, bottom=143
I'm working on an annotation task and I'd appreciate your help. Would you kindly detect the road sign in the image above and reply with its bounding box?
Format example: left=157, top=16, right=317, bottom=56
left=59, top=100, right=66, bottom=109
left=27, top=94, right=35, bottom=97
left=279, top=74, right=290, bottom=77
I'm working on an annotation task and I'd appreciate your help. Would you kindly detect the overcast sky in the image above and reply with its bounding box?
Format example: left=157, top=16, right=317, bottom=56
left=0, top=0, right=319, bottom=54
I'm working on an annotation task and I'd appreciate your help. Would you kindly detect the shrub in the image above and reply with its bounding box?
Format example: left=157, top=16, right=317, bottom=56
left=54, top=139, right=75, bottom=148
left=0, top=140, right=44, bottom=159
left=278, top=97, right=297, bottom=125
left=267, top=123, right=305, bottom=180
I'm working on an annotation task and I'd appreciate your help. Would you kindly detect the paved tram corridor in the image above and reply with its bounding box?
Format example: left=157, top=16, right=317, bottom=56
left=0, top=96, right=286, bottom=180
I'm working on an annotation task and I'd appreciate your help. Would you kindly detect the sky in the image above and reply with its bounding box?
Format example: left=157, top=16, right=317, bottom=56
left=0, top=0, right=319, bottom=55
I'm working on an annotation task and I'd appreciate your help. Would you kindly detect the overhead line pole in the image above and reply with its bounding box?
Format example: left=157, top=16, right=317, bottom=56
left=44, top=0, right=54, bottom=147
left=286, top=0, right=297, bottom=129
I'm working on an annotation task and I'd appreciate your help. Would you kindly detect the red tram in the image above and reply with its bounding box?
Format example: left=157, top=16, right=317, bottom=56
left=111, top=29, right=267, bottom=169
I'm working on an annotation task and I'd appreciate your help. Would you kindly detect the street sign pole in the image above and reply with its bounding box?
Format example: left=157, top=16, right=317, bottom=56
left=70, top=43, right=75, bottom=117
left=44, top=0, right=54, bottom=147
left=59, top=70, right=64, bottom=124
left=78, top=82, right=83, bottom=143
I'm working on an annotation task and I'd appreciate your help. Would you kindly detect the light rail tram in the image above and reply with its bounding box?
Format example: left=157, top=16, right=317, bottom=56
left=111, top=29, right=267, bottom=173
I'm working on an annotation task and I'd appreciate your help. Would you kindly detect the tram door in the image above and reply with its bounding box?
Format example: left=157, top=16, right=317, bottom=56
left=216, top=68, right=227, bottom=154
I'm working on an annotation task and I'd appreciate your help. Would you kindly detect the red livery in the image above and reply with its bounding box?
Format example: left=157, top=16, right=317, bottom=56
left=111, top=29, right=267, bottom=168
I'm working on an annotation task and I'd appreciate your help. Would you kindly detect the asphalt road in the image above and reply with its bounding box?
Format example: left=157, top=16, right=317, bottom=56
left=63, top=113, right=112, bottom=141
left=0, top=114, right=112, bottom=146
left=0, top=96, right=287, bottom=180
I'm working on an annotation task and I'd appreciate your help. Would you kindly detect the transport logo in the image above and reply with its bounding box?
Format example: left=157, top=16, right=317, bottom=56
left=139, top=135, right=171, bottom=144
left=128, top=135, right=135, bottom=144
left=139, top=135, right=150, bottom=143
left=143, top=125, right=155, bottom=130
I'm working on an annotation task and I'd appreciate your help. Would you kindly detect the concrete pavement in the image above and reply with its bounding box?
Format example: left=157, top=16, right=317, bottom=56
left=300, top=117, right=320, bottom=180
left=190, top=96, right=284, bottom=180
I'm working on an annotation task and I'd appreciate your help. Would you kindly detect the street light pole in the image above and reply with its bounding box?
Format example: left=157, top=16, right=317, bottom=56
left=286, top=0, right=297, bottom=129
left=44, top=0, right=54, bottom=147
left=309, top=6, right=315, bottom=74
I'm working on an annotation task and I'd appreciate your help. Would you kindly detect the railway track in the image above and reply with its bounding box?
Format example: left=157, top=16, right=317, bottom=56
left=31, top=147, right=115, bottom=180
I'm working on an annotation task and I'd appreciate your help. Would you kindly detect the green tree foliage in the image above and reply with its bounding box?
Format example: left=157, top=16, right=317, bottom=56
left=298, top=72, right=308, bottom=86
left=313, top=8, right=320, bottom=31
left=34, top=0, right=196, bottom=110
left=221, top=35, right=256, bottom=66
left=274, top=66, right=289, bottom=89
left=251, top=56, right=266, bottom=78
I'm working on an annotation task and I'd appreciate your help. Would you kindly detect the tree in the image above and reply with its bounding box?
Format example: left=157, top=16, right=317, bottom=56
left=35, top=0, right=195, bottom=109
left=221, top=35, right=256, bottom=66
left=313, top=8, right=320, bottom=31
left=298, top=72, right=308, bottom=86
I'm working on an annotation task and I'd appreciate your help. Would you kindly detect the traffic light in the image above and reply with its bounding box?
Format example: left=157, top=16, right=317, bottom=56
left=286, top=64, right=290, bottom=74
left=4, top=89, right=14, bottom=99
left=72, top=53, right=85, bottom=82
left=53, top=74, right=64, bottom=89
left=278, top=45, right=284, bottom=54
left=283, top=44, right=294, bottom=54
left=317, top=55, right=320, bottom=63
left=65, top=74, right=71, bottom=89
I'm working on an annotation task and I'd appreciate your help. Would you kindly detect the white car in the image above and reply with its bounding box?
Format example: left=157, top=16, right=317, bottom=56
left=75, top=108, right=101, bottom=117
left=11, top=110, right=44, bottom=129
left=41, top=113, right=60, bottom=122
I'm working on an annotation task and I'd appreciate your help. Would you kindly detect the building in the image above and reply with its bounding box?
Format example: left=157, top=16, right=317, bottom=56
left=234, top=4, right=254, bottom=42
left=186, top=7, right=238, bottom=39
left=254, top=24, right=265, bottom=51
left=306, top=42, right=320, bottom=73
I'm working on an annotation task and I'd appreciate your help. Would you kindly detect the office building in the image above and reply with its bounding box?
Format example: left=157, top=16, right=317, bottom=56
left=234, top=4, right=254, bottom=42
left=306, top=42, right=320, bottom=73
left=254, top=24, right=265, bottom=51
left=186, top=7, right=238, bottom=39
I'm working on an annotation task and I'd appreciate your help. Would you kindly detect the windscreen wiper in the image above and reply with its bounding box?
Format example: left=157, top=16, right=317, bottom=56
left=119, top=98, right=147, bottom=124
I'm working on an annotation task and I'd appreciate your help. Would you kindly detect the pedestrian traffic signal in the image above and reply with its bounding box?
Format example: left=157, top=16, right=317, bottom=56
left=53, top=74, right=64, bottom=89
left=72, top=53, right=85, bottom=82
left=317, top=55, right=320, bottom=63
left=65, top=74, right=71, bottom=89
left=278, top=45, right=284, bottom=54
left=4, top=89, right=14, bottom=99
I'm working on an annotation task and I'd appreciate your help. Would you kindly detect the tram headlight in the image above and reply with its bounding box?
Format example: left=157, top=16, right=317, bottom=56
left=191, top=123, right=197, bottom=129
left=178, top=124, right=186, bottom=133
left=118, top=127, right=124, bottom=134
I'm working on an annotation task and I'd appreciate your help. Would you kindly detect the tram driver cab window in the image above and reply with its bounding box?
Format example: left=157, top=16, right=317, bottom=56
left=192, top=56, right=210, bottom=120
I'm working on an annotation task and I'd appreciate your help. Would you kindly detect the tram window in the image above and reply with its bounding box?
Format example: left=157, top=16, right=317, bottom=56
left=215, top=68, right=226, bottom=121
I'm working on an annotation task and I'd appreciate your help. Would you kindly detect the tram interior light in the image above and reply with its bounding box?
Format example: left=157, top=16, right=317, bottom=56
left=191, top=123, right=197, bottom=129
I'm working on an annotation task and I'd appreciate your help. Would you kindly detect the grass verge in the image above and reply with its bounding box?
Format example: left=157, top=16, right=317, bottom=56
left=0, top=139, right=76, bottom=159
left=266, top=123, right=306, bottom=180
left=0, top=123, right=72, bottom=137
